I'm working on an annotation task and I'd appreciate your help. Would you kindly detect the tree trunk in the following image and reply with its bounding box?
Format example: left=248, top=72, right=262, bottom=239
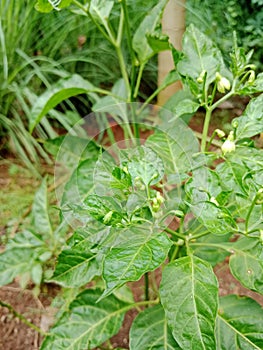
left=158, top=0, right=185, bottom=105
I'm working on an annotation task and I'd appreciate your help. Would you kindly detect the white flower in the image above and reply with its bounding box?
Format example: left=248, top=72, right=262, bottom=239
left=221, top=139, right=236, bottom=155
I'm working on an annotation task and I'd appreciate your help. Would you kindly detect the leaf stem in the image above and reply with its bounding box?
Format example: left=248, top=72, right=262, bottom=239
left=245, top=195, right=257, bottom=234
left=0, top=300, right=47, bottom=336
left=133, top=63, right=145, bottom=99
left=164, top=227, right=185, bottom=240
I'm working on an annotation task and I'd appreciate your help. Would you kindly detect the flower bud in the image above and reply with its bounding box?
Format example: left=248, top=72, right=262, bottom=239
left=248, top=70, right=255, bottom=84
left=210, top=197, right=219, bottom=206
left=197, top=70, right=206, bottom=83
left=216, top=72, right=231, bottom=93
left=215, top=129, right=225, bottom=138
left=221, top=139, right=236, bottom=155
left=255, top=188, right=263, bottom=205
left=103, top=211, right=113, bottom=224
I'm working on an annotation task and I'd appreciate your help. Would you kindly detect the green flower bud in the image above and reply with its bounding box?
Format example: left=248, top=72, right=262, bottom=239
left=215, top=129, right=225, bottom=138
left=103, top=211, right=113, bottom=224
left=216, top=72, right=231, bottom=93
left=255, top=188, right=263, bottom=205
left=248, top=70, right=255, bottom=84
left=197, top=70, right=206, bottom=83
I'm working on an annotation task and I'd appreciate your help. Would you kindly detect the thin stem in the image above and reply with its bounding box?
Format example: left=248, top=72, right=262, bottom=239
left=133, top=64, right=145, bottom=99
left=0, top=300, right=47, bottom=336
left=115, top=45, right=131, bottom=100
left=170, top=244, right=180, bottom=262
left=164, top=227, right=186, bottom=240
left=121, top=0, right=137, bottom=101
left=189, top=230, right=211, bottom=240
left=245, top=195, right=257, bottom=234
left=201, top=107, right=212, bottom=152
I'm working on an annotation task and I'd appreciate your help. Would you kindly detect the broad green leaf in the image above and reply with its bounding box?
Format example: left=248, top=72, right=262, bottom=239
left=132, top=0, right=168, bottom=63
left=44, top=136, right=100, bottom=169
left=229, top=237, right=263, bottom=294
left=127, top=146, right=164, bottom=186
left=40, top=289, right=127, bottom=350
left=35, top=0, right=72, bottom=12
left=161, top=89, right=197, bottom=124
left=83, top=194, right=123, bottom=226
left=130, top=305, right=181, bottom=350
left=48, top=249, right=101, bottom=288
left=216, top=160, right=248, bottom=195
left=216, top=295, right=263, bottom=350
left=233, top=94, right=263, bottom=140
left=0, top=231, right=46, bottom=287
left=172, top=99, right=200, bottom=119
left=147, top=32, right=170, bottom=54
left=89, top=0, right=114, bottom=26
left=146, top=118, right=199, bottom=178
left=61, top=159, right=98, bottom=226
left=158, top=69, right=181, bottom=91
left=30, top=74, right=97, bottom=132
left=31, top=177, right=52, bottom=236
left=160, top=256, right=218, bottom=350
left=185, top=168, right=237, bottom=234
left=101, top=226, right=172, bottom=299
left=178, top=24, right=229, bottom=86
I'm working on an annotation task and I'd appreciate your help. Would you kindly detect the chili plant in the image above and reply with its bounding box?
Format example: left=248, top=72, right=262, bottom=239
left=2, top=0, right=263, bottom=349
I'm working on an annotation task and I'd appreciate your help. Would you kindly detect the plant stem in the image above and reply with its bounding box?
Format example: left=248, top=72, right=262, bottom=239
left=189, top=230, right=210, bottom=240
left=164, top=227, right=185, bottom=240
left=133, top=63, right=145, bottom=99
left=170, top=244, right=180, bottom=262
left=0, top=300, right=47, bottom=336
left=115, top=45, right=131, bottom=100
left=121, top=0, right=137, bottom=101
left=201, top=107, right=212, bottom=152
left=245, top=195, right=257, bottom=234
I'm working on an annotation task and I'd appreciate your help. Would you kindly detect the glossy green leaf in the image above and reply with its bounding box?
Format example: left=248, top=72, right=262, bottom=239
left=146, top=118, right=199, bottom=177
left=185, top=168, right=238, bottom=234
left=101, top=226, right=172, bottom=299
left=216, top=295, right=263, bottom=349
left=178, top=24, right=229, bottom=86
left=233, top=94, right=263, bottom=140
left=160, top=256, right=218, bottom=350
left=40, top=289, right=127, bottom=350
left=147, top=32, right=170, bottom=54
left=127, top=146, right=164, bottom=186
left=31, top=177, right=52, bottom=236
left=229, top=237, right=263, bottom=295
left=130, top=305, right=181, bottom=350
left=48, top=249, right=101, bottom=288
left=30, top=74, right=96, bottom=132
left=132, top=0, right=168, bottom=63
left=172, top=99, right=200, bottom=119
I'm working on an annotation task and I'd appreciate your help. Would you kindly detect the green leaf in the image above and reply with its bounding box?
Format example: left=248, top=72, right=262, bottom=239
left=229, top=237, right=263, bottom=295
left=101, top=226, right=172, bottom=299
left=178, top=24, right=229, bottom=86
left=0, top=230, right=45, bottom=287
left=31, top=177, right=52, bottom=236
left=35, top=0, right=72, bottom=12
left=159, top=69, right=181, bottom=91
left=40, top=289, right=127, bottom=350
left=132, top=0, right=168, bottom=63
left=146, top=118, right=199, bottom=178
left=233, top=94, right=263, bottom=140
left=172, top=99, right=200, bottom=119
left=89, top=0, right=114, bottom=26
left=130, top=305, right=181, bottom=350
left=216, top=295, right=263, bottom=350
left=147, top=32, right=170, bottom=54
left=160, top=256, right=218, bottom=350
left=44, top=136, right=100, bottom=169
left=48, top=249, right=101, bottom=288
left=30, top=74, right=97, bottom=132
left=127, top=146, right=164, bottom=186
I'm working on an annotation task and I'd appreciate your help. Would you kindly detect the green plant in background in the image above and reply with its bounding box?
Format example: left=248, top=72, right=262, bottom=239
left=1, top=0, right=263, bottom=348
left=186, top=0, right=263, bottom=70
